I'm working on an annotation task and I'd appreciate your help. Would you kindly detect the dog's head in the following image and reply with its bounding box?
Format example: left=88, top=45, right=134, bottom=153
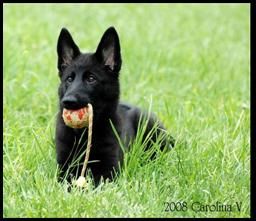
left=57, top=27, right=122, bottom=119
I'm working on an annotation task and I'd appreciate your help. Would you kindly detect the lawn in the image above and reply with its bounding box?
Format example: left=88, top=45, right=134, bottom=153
left=3, top=3, right=250, bottom=218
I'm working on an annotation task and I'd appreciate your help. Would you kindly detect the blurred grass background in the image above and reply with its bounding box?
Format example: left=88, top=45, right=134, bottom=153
left=3, top=3, right=250, bottom=218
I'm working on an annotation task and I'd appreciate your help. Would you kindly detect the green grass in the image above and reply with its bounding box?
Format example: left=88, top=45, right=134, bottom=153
left=3, top=3, right=250, bottom=218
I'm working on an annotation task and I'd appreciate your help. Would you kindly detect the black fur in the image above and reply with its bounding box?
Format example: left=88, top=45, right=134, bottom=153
left=55, top=27, right=174, bottom=185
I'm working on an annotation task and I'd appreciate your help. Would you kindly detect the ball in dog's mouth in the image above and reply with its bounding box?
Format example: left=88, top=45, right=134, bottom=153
left=62, top=106, right=89, bottom=129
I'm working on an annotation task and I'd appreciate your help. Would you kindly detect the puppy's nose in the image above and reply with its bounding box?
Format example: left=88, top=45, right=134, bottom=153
left=61, top=96, right=79, bottom=109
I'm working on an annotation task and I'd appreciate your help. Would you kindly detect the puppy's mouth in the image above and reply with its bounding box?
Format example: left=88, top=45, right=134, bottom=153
left=62, top=103, right=88, bottom=110
left=63, top=104, right=88, bottom=111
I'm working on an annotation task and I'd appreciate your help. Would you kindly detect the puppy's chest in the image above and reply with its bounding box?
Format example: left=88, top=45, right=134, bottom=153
left=73, top=130, right=120, bottom=161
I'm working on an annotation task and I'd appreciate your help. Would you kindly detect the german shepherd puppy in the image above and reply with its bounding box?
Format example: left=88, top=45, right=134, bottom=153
left=55, top=27, right=174, bottom=185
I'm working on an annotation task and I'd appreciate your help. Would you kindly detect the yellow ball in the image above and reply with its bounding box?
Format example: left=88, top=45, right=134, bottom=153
left=62, top=107, right=89, bottom=128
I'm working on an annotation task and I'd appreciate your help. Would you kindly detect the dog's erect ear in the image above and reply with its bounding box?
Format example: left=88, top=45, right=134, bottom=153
left=57, top=28, right=80, bottom=72
left=95, top=27, right=122, bottom=73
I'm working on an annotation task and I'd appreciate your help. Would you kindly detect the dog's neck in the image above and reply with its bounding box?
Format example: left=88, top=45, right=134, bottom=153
left=94, top=101, right=119, bottom=128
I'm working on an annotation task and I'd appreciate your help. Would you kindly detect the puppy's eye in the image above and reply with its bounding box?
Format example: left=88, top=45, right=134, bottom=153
left=66, top=76, right=74, bottom=83
left=86, top=74, right=96, bottom=83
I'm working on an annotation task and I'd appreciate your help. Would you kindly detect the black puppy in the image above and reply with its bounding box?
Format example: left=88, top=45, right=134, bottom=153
left=55, top=27, right=174, bottom=185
